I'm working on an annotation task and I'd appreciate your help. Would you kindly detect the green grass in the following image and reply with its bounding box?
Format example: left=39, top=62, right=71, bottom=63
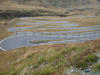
left=40, top=64, right=55, bottom=75
left=37, top=57, right=47, bottom=64
left=0, top=71, right=17, bottom=75
left=18, top=46, right=86, bottom=74
left=55, top=59, right=66, bottom=69
left=85, top=54, right=98, bottom=63
left=93, top=63, right=100, bottom=72
left=75, top=54, right=98, bottom=69
left=32, top=64, right=56, bottom=75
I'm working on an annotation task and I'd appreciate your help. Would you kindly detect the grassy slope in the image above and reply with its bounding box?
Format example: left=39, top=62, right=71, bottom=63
left=0, top=39, right=100, bottom=75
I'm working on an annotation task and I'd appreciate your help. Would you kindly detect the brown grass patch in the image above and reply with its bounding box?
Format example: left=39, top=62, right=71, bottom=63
left=67, top=16, right=100, bottom=26
left=0, top=20, right=14, bottom=40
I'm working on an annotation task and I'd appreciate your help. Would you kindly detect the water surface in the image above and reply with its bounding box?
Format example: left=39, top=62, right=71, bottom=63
left=0, top=17, right=100, bottom=50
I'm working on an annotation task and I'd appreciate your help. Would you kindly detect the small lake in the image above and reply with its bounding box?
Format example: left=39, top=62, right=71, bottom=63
left=0, top=17, right=100, bottom=50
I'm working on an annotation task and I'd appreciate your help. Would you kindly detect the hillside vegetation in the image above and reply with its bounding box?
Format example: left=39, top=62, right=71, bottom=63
left=2, top=0, right=100, bottom=8
left=0, top=0, right=100, bottom=19
left=0, top=39, right=100, bottom=75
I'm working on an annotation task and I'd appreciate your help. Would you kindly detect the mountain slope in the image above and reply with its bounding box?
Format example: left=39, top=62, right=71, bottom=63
left=0, top=0, right=100, bottom=18
left=41, top=0, right=100, bottom=8
left=1, top=0, right=100, bottom=8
